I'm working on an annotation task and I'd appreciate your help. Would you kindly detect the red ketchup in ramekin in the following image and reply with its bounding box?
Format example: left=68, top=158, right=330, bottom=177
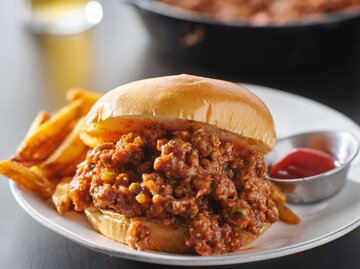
left=269, top=148, right=336, bottom=179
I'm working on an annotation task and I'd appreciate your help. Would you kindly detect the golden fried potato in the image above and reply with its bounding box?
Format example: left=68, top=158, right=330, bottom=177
left=14, top=99, right=84, bottom=163
left=56, top=150, right=87, bottom=177
left=0, top=160, right=53, bottom=199
left=278, top=204, right=301, bottom=224
left=11, top=111, right=50, bottom=165
left=52, top=177, right=72, bottom=215
left=268, top=181, right=300, bottom=224
left=25, top=111, right=50, bottom=137
left=66, top=88, right=101, bottom=102
left=1, top=89, right=101, bottom=205
left=66, top=88, right=100, bottom=114
left=40, top=118, right=88, bottom=175
left=36, top=150, right=87, bottom=179
left=270, top=181, right=286, bottom=205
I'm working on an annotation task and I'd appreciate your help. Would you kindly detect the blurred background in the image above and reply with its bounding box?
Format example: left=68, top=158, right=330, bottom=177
left=1, top=0, right=360, bottom=268
left=1, top=0, right=360, bottom=128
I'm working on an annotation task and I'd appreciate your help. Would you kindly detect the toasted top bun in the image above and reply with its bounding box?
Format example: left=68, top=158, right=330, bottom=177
left=80, top=74, right=276, bottom=153
left=84, top=206, right=271, bottom=254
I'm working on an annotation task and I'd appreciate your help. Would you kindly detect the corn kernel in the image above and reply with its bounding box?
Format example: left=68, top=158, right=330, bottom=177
left=129, top=182, right=141, bottom=194
left=101, top=170, right=117, bottom=183
left=136, top=193, right=150, bottom=204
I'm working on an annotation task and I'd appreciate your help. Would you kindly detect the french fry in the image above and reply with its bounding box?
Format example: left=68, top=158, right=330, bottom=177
left=270, top=182, right=286, bottom=205
left=1, top=90, right=99, bottom=209
left=278, top=204, right=301, bottom=224
left=0, top=160, right=53, bottom=199
left=56, top=150, right=87, bottom=177
left=268, top=181, right=300, bottom=224
left=52, top=177, right=72, bottom=215
left=11, top=111, right=50, bottom=165
left=24, top=111, right=50, bottom=137
left=66, top=88, right=100, bottom=114
left=30, top=150, right=87, bottom=180
left=66, top=88, right=101, bottom=102
left=29, top=165, right=53, bottom=180
left=14, top=99, right=84, bottom=163
left=40, top=118, right=88, bottom=174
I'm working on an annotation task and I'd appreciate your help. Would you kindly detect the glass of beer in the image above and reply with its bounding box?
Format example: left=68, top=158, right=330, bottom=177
left=25, top=0, right=103, bottom=35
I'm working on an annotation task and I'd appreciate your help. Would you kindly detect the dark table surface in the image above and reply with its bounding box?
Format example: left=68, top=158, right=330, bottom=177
left=1, top=1, right=360, bottom=268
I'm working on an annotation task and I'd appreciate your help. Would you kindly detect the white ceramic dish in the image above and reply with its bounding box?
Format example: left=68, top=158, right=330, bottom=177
left=9, top=84, right=360, bottom=266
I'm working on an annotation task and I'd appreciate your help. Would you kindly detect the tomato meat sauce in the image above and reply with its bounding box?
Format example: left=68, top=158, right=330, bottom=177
left=69, top=127, right=279, bottom=255
left=269, top=148, right=336, bottom=179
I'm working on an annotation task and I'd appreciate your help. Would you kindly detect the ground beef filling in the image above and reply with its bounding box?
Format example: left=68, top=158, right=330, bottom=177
left=69, top=127, right=278, bottom=255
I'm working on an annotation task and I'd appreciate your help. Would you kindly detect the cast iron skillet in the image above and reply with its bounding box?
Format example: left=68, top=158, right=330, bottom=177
left=121, top=0, right=360, bottom=71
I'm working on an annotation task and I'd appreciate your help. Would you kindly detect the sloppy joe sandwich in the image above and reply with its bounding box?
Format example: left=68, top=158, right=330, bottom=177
left=70, top=74, right=281, bottom=255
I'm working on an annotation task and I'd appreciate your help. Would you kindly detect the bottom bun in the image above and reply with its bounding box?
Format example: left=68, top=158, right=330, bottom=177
left=85, top=206, right=191, bottom=253
left=84, top=206, right=271, bottom=254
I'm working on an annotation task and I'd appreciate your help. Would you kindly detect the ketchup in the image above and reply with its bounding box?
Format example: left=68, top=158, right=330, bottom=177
left=269, top=148, right=336, bottom=179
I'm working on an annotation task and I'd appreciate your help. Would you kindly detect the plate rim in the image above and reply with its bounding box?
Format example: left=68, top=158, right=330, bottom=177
left=9, top=84, right=360, bottom=266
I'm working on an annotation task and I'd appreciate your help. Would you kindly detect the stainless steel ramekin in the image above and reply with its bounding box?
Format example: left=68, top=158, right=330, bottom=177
left=266, top=131, right=359, bottom=203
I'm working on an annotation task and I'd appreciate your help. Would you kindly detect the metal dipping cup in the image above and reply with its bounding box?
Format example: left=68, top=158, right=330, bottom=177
left=266, top=131, right=359, bottom=203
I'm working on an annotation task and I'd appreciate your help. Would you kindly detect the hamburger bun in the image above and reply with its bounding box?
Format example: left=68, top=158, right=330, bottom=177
left=84, top=206, right=272, bottom=254
left=80, top=74, right=276, bottom=153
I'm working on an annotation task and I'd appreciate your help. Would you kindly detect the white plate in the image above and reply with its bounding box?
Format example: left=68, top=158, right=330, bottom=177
left=9, top=84, right=360, bottom=266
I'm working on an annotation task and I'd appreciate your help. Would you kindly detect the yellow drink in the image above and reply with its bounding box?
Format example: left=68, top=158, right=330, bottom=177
left=28, top=0, right=102, bottom=35
left=38, top=33, right=92, bottom=104
left=31, top=0, right=88, bottom=15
